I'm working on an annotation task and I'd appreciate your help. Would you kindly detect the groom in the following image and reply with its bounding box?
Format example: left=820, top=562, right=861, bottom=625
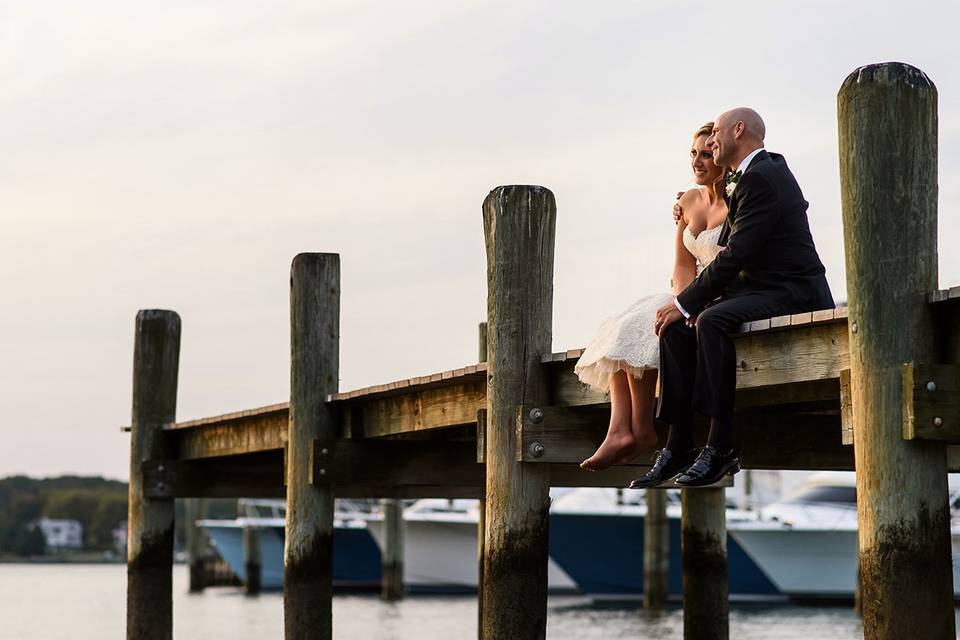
left=630, top=107, right=834, bottom=488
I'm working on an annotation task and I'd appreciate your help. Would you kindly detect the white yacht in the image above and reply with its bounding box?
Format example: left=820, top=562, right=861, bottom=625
left=728, top=471, right=960, bottom=598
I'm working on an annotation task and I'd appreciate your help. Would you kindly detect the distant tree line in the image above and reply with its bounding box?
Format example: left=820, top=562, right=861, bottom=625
left=0, top=475, right=127, bottom=555
left=0, top=475, right=239, bottom=557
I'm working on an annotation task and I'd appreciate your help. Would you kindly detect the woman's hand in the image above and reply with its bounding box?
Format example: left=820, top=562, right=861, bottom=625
left=673, top=191, right=684, bottom=223
left=654, top=300, right=684, bottom=336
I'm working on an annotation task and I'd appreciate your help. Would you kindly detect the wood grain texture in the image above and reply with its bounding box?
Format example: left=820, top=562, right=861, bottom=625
left=481, top=185, right=554, bottom=640
left=902, top=363, right=960, bottom=441
left=380, top=498, right=405, bottom=600
left=142, top=454, right=285, bottom=499
left=839, top=62, right=954, bottom=639
left=285, top=253, right=339, bottom=640
left=840, top=369, right=854, bottom=445
left=517, top=405, right=853, bottom=470
left=127, top=310, right=180, bottom=640
left=681, top=488, right=728, bottom=640
left=643, top=489, right=669, bottom=610
left=173, top=410, right=288, bottom=459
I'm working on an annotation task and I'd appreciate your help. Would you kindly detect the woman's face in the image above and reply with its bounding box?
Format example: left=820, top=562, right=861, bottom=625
left=690, top=134, right=723, bottom=186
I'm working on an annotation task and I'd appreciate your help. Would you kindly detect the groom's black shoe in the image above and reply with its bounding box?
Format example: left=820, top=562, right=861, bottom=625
left=628, top=447, right=698, bottom=489
left=675, top=446, right=740, bottom=487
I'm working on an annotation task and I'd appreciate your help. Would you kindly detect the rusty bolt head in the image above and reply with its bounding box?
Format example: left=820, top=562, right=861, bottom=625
left=318, top=468, right=327, bottom=475
left=927, top=381, right=937, bottom=392
left=529, top=408, right=545, bottom=424
left=934, top=417, right=944, bottom=428
left=321, top=447, right=329, bottom=456
left=529, top=442, right=545, bottom=458
left=157, top=464, right=165, bottom=473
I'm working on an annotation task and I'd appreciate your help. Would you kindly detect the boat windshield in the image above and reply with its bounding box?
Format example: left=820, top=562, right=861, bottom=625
left=787, top=485, right=856, bottom=505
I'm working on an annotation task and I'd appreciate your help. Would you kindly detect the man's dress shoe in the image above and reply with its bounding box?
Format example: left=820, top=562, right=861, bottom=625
left=675, top=446, right=740, bottom=487
left=628, top=447, right=698, bottom=489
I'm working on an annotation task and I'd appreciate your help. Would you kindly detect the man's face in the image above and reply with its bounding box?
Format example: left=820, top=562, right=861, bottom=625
left=706, top=116, right=737, bottom=169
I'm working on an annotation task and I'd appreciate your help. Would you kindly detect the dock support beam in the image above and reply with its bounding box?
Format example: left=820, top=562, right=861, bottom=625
left=127, top=310, right=180, bottom=640
left=681, top=488, right=728, bottom=640
left=643, top=489, right=669, bottom=610
left=243, top=526, right=262, bottom=596
left=481, top=186, right=556, bottom=640
left=380, top=499, right=405, bottom=600
left=839, top=62, right=955, bottom=639
left=284, top=253, right=340, bottom=640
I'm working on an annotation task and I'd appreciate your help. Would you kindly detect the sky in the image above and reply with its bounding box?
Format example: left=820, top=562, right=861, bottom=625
left=1, top=0, right=958, bottom=480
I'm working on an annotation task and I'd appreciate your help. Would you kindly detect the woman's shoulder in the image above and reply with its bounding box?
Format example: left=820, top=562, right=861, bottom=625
left=678, top=188, right=705, bottom=223
left=678, top=187, right=704, bottom=207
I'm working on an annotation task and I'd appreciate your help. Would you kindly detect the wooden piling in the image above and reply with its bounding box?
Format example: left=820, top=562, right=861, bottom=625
left=243, top=526, right=262, bottom=595
left=127, top=310, right=180, bottom=640
left=481, top=186, right=555, bottom=640
left=643, top=489, right=669, bottom=610
left=477, top=321, right=487, bottom=640
left=839, top=62, right=955, bottom=639
left=185, top=498, right=209, bottom=593
left=680, top=488, right=728, bottom=640
left=380, top=498, right=405, bottom=600
left=284, top=253, right=340, bottom=640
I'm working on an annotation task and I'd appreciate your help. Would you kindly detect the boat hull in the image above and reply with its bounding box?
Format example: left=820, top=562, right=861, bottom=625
left=201, top=524, right=381, bottom=590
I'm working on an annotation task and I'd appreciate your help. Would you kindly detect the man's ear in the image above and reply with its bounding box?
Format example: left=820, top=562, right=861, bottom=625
left=733, top=121, right=745, bottom=139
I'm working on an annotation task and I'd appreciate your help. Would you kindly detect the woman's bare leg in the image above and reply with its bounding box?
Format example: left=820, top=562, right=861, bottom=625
left=616, top=370, right=660, bottom=463
left=580, top=369, right=636, bottom=471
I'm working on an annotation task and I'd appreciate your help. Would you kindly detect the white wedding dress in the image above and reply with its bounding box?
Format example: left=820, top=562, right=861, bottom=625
left=574, top=224, right=725, bottom=392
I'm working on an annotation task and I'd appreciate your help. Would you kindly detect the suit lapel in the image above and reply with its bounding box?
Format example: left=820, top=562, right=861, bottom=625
left=718, top=150, right=770, bottom=246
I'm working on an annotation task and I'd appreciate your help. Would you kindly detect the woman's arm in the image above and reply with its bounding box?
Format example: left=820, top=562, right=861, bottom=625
left=671, top=194, right=699, bottom=295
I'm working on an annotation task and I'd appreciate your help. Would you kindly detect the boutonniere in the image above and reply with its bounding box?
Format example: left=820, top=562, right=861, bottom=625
left=725, top=170, right=742, bottom=197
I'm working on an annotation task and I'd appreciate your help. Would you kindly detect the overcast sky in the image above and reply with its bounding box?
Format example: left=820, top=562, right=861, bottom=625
left=2, top=1, right=958, bottom=480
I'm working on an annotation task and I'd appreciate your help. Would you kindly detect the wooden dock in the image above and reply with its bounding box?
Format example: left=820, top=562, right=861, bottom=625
left=125, top=62, right=959, bottom=640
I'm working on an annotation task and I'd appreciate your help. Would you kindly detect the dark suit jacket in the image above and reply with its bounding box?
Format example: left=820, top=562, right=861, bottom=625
left=676, top=150, right=835, bottom=316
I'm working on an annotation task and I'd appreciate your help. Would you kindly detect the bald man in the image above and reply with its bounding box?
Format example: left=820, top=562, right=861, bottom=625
left=631, top=108, right=834, bottom=488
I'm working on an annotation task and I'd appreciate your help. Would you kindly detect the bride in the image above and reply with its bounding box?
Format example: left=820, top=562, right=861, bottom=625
left=575, top=122, right=729, bottom=471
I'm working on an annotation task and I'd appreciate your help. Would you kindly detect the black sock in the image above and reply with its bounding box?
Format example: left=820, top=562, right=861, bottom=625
left=665, top=419, right=694, bottom=453
left=707, top=416, right=733, bottom=452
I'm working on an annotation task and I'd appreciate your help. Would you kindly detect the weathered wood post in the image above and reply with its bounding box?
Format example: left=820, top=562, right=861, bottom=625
left=643, top=489, right=669, bottom=610
left=127, top=310, right=180, bottom=640
left=839, top=62, right=954, bottom=638
left=243, top=526, right=262, bottom=595
left=185, top=498, right=209, bottom=593
left=477, top=321, right=487, bottom=640
left=285, top=253, right=340, bottom=640
left=481, top=186, right=555, bottom=639
left=680, top=488, right=728, bottom=640
left=380, top=498, right=404, bottom=600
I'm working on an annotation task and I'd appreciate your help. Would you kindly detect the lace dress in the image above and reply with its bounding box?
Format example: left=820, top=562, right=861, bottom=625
left=574, top=224, right=724, bottom=392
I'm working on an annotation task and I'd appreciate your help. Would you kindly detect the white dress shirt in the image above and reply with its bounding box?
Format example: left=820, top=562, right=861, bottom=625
left=673, top=146, right=765, bottom=320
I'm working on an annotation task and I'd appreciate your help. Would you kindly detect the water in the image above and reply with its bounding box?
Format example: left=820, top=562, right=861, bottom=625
left=0, top=564, right=947, bottom=639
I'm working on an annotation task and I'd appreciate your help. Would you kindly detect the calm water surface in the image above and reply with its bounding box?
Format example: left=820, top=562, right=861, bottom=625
left=0, top=564, right=949, bottom=639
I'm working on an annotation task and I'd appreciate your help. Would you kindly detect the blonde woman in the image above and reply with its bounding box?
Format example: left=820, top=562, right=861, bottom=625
left=576, top=122, right=729, bottom=471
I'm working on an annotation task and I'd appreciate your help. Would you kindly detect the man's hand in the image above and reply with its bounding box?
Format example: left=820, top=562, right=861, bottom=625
left=654, top=301, right=684, bottom=336
left=673, top=191, right=684, bottom=223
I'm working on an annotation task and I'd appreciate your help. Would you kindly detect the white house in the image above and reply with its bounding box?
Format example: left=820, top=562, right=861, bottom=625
left=36, top=518, right=83, bottom=550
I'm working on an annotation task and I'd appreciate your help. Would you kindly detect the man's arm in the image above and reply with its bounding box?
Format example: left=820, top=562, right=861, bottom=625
left=676, top=172, right=782, bottom=316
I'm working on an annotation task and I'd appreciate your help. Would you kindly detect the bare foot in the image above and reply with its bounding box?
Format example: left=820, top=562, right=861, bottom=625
left=580, top=431, right=637, bottom=472
left=614, top=430, right=659, bottom=465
